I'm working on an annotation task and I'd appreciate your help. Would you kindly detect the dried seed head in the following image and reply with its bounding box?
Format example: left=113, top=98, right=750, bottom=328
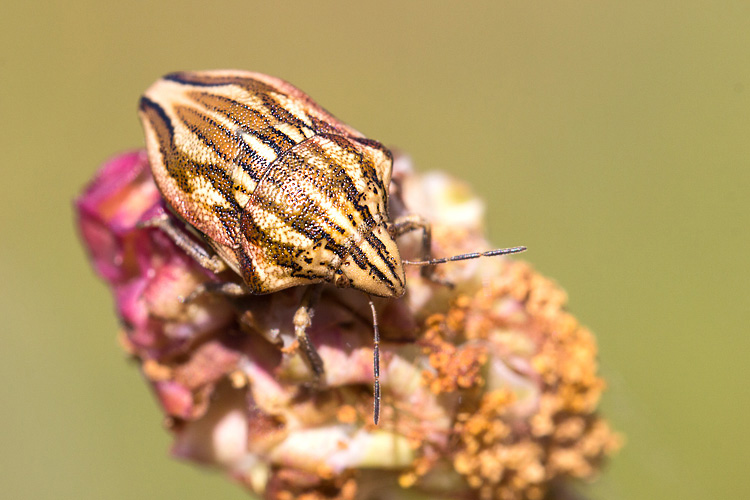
left=76, top=151, right=620, bottom=500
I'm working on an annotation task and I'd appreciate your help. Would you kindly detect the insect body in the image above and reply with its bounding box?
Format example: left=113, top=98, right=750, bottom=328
left=138, top=70, right=525, bottom=424
left=139, top=70, right=404, bottom=298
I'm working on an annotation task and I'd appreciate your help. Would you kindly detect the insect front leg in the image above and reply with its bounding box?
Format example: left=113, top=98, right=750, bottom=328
left=140, top=213, right=254, bottom=302
left=389, top=214, right=453, bottom=287
left=292, top=285, right=326, bottom=383
left=140, top=213, right=228, bottom=274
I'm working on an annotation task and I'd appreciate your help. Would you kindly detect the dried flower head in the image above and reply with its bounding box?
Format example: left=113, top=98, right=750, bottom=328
left=76, top=151, right=619, bottom=500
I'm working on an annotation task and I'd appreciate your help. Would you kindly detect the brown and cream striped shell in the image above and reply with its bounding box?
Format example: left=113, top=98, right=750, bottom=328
left=138, top=70, right=405, bottom=297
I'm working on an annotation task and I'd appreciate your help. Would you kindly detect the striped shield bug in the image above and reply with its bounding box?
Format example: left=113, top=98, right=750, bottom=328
left=138, top=70, right=526, bottom=424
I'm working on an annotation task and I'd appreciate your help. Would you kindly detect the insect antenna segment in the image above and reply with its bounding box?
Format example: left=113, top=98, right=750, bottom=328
left=403, top=246, right=527, bottom=266
left=367, top=297, right=381, bottom=425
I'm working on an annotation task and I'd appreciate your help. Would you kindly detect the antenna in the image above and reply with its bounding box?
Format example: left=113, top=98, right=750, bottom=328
left=403, top=246, right=527, bottom=266
left=368, top=297, right=381, bottom=425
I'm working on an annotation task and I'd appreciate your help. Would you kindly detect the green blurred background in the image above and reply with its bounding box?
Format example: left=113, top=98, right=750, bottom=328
left=2, top=1, right=748, bottom=498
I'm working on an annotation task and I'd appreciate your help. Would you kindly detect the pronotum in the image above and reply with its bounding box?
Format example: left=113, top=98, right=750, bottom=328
left=138, top=70, right=526, bottom=424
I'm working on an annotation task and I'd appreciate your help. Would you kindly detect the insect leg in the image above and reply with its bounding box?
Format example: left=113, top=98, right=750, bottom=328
left=139, top=213, right=228, bottom=274
left=293, top=285, right=325, bottom=382
left=389, top=214, right=452, bottom=286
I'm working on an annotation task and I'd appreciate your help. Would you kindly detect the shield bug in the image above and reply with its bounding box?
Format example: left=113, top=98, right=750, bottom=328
left=138, top=70, right=525, bottom=424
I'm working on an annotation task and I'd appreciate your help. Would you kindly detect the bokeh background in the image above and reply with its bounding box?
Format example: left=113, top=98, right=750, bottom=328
left=2, top=1, right=748, bottom=499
